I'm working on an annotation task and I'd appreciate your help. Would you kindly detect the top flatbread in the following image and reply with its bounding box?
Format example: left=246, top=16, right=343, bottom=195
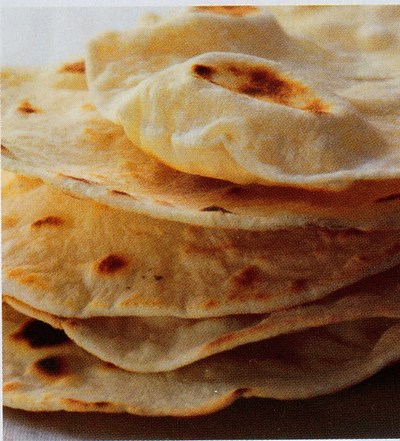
left=86, top=6, right=400, bottom=189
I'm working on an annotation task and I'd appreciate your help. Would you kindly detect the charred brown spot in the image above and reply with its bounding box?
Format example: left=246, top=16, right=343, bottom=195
left=201, top=205, right=232, bottom=214
left=194, top=60, right=330, bottom=113
left=60, top=174, right=96, bottom=185
left=238, top=85, right=263, bottom=96
left=31, top=216, right=64, bottom=228
left=250, top=69, right=288, bottom=95
left=16, top=100, right=41, bottom=114
left=227, top=65, right=242, bottom=76
left=12, top=319, right=69, bottom=348
left=232, top=266, right=260, bottom=287
left=66, top=319, right=79, bottom=328
left=250, top=70, right=275, bottom=85
left=193, top=6, right=258, bottom=16
left=97, top=254, right=128, bottom=274
left=375, top=193, right=400, bottom=203
left=61, top=398, right=110, bottom=410
left=59, top=60, right=85, bottom=74
left=35, top=356, right=68, bottom=376
left=1, top=144, right=15, bottom=158
left=109, top=189, right=131, bottom=197
left=192, top=64, right=215, bottom=79
left=154, top=275, right=163, bottom=281
left=240, top=67, right=300, bottom=103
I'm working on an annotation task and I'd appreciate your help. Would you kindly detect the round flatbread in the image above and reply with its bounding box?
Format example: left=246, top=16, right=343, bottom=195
left=4, top=303, right=400, bottom=415
left=86, top=6, right=400, bottom=189
left=4, top=265, right=400, bottom=372
left=2, top=67, right=400, bottom=231
left=269, top=5, right=400, bottom=57
left=3, top=171, right=400, bottom=319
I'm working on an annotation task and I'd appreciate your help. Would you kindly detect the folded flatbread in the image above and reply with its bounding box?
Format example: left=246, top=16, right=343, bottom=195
left=86, top=6, right=400, bottom=189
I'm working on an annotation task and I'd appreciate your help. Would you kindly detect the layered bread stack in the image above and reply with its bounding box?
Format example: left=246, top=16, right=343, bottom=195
left=2, top=6, right=400, bottom=416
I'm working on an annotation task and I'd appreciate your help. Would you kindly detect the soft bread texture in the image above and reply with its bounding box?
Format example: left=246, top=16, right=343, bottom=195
left=2, top=5, right=400, bottom=418
left=269, top=5, right=400, bottom=57
left=3, top=171, right=400, bottom=319
left=4, top=266, right=400, bottom=373
left=86, top=8, right=307, bottom=122
left=87, top=6, right=400, bottom=189
left=4, top=303, right=400, bottom=415
left=117, top=52, right=386, bottom=187
left=2, top=67, right=400, bottom=231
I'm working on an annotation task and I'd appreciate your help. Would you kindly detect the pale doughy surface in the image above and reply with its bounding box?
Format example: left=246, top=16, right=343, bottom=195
left=4, top=265, right=400, bottom=373
left=4, top=303, right=400, bottom=415
left=3, top=171, right=400, bottom=319
left=87, top=6, right=400, bottom=188
left=2, top=67, right=400, bottom=231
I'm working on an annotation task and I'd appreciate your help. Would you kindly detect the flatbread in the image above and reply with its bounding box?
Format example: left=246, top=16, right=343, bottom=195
left=86, top=6, right=400, bottom=189
left=2, top=67, right=400, bottom=231
left=3, top=171, right=400, bottom=319
left=4, top=265, right=400, bottom=373
left=4, top=303, right=400, bottom=415
left=3, top=5, right=400, bottom=418
left=268, top=5, right=400, bottom=56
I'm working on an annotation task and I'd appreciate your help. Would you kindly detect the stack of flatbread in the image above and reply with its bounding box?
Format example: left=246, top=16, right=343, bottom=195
left=2, top=6, right=400, bottom=416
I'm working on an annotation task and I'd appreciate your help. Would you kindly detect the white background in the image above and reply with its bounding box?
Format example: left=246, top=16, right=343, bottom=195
left=1, top=7, right=171, bottom=66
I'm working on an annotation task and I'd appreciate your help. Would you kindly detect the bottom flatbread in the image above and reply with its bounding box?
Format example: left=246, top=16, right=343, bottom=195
left=3, top=303, right=400, bottom=416
left=4, top=265, right=400, bottom=373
